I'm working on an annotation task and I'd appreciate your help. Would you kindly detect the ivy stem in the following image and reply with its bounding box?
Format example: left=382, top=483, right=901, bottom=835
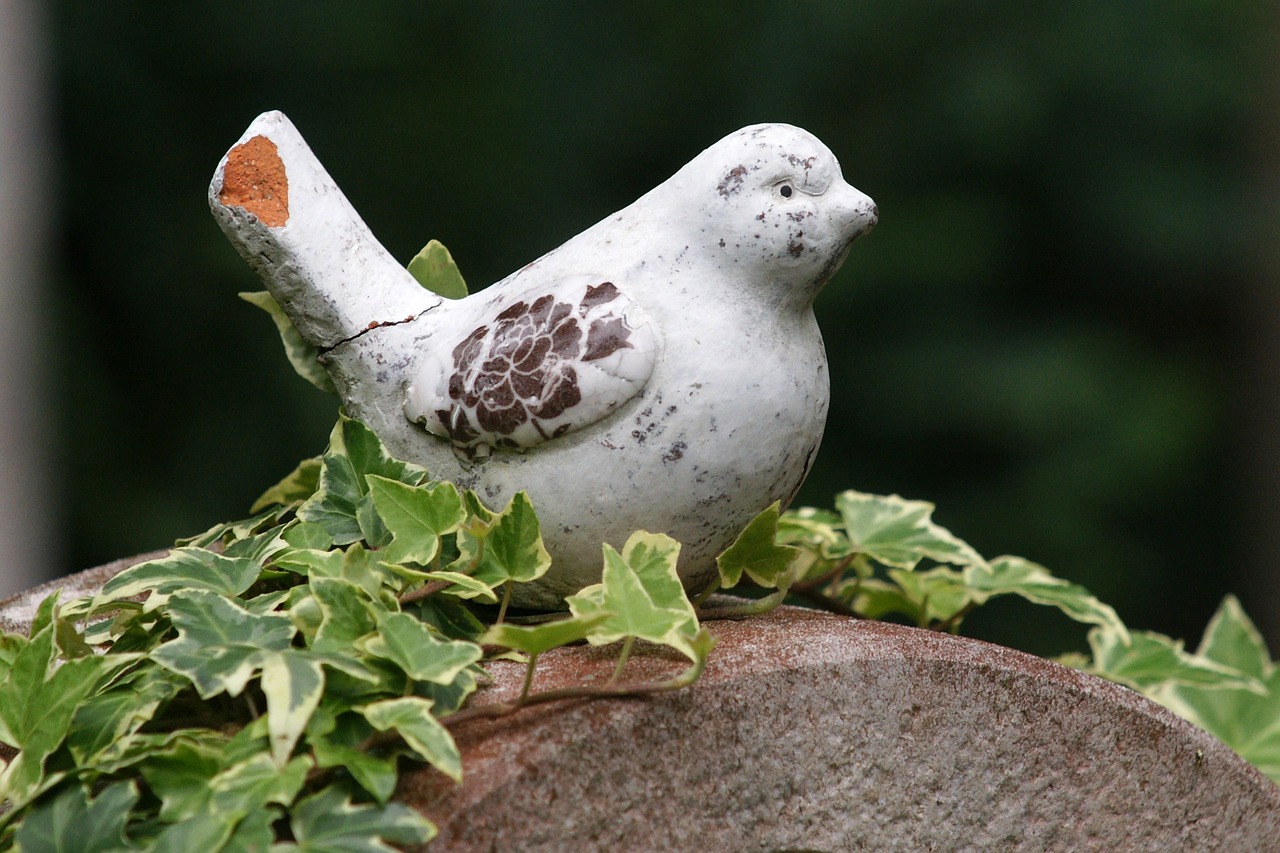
left=399, top=578, right=449, bottom=606
left=444, top=652, right=707, bottom=729
left=496, top=581, right=513, bottom=624
left=787, top=585, right=861, bottom=619
left=611, top=636, right=635, bottom=683
left=519, top=653, right=538, bottom=703
left=696, top=588, right=788, bottom=621
left=691, top=578, right=722, bottom=607
left=791, top=553, right=856, bottom=595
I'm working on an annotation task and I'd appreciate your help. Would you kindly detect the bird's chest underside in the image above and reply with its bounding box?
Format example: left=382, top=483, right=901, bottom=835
left=610, top=305, right=828, bottom=454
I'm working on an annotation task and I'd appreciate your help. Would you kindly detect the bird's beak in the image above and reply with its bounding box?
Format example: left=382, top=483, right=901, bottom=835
left=829, top=180, right=878, bottom=242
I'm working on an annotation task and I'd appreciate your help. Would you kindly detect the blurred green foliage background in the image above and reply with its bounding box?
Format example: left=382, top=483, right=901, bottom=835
left=36, top=2, right=1279, bottom=654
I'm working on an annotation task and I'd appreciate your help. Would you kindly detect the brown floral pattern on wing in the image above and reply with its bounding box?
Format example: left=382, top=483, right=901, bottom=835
left=432, top=280, right=645, bottom=455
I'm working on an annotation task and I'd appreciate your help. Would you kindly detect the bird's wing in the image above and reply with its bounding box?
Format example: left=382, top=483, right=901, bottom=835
left=405, top=276, right=656, bottom=457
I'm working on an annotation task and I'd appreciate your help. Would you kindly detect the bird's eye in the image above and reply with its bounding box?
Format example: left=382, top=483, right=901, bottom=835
left=778, top=183, right=794, bottom=198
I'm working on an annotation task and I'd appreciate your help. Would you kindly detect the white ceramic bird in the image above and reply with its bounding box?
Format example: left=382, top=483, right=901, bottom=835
left=210, top=113, right=877, bottom=607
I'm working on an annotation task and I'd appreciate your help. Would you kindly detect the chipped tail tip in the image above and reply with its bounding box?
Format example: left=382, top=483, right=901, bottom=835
left=218, top=134, right=290, bottom=227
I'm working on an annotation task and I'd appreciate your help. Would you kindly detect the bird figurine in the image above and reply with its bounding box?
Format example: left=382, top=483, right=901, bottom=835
left=210, top=112, right=877, bottom=607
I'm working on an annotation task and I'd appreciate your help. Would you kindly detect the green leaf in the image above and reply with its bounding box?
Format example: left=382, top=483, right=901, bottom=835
left=1157, top=596, right=1280, bottom=784
left=481, top=612, right=612, bottom=657
left=177, top=506, right=287, bottom=550
left=208, top=752, right=311, bottom=819
left=276, top=545, right=382, bottom=598
left=777, top=506, right=852, bottom=558
left=68, top=666, right=185, bottom=766
left=253, top=457, right=324, bottom=513
left=406, top=570, right=499, bottom=604
left=283, top=520, right=334, bottom=551
left=835, top=490, right=983, bottom=570
left=151, top=590, right=294, bottom=698
left=307, top=578, right=379, bottom=656
left=965, top=556, right=1129, bottom=639
left=567, top=541, right=699, bottom=660
left=310, top=716, right=400, bottom=805
left=456, top=492, right=551, bottom=587
left=1086, top=623, right=1262, bottom=695
left=240, top=290, right=338, bottom=394
left=360, top=696, right=462, bottom=782
left=276, top=785, right=436, bottom=852
left=147, top=813, right=236, bottom=853
left=12, top=781, right=140, bottom=852
left=845, top=577, right=922, bottom=623
left=885, top=566, right=972, bottom=625
left=0, top=618, right=111, bottom=804
left=221, top=806, right=280, bottom=853
left=261, top=650, right=325, bottom=766
left=407, top=239, right=468, bottom=299
left=362, top=612, right=482, bottom=685
left=617, top=531, right=697, bottom=630
left=298, top=417, right=429, bottom=545
left=97, top=547, right=261, bottom=605
left=367, top=475, right=467, bottom=566
left=138, top=739, right=226, bottom=822
left=716, top=502, right=800, bottom=589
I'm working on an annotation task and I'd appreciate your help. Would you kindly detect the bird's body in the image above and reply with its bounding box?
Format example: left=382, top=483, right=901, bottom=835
left=213, top=116, right=876, bottom=607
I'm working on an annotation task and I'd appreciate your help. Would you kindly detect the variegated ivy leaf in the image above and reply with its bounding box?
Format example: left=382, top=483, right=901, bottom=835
left=150, top=590, right=294, bottom=698
left=12, top=780, right=139, bottom=853
left=616, top=531, right=697, bottom=631
left=276, top=544, right=384, bottom=599
left=207, top=753, right=312, bottom=824
left=0, top=608, right=116, bottom=805
left=240, top=290, right=338, bottom=395
left=778, top=506, right=846, bottom=547
left=149, top=751, right=311, bottom=838
left=360, top=696, right=461, bottom=782
left=67, top=666, right=186, bottom=767
left=567, top=536, right=699, bottom=660
left=276, top=785, right=437, bottom=851
left=308, top=711, right=399, bottom=806
left=1156, top=596, right=1280, bottom=785
left=307, top=578, right=379, bottom=656
left=361, top=612, right=482, bottom=686
left=835, top=490, right=984, bottom=570
left=261, top=650, right=325, bottom=767
left=452, top=491, right=551, bottom=587
left=366, top=475, right=467, bottom=566
left=965, top=556, right=1129, bottom=639
left=716, top=502, right=801, bottom=590
left=396, top=569, right=498, bottom=604
left=282, top=520, right=334, bottom=551
left=884, top=566, right=972, bottom=626
left=96, top=548, right=261, bottom=608
left=252, top=456, right=324, bottom=514
left=481, top=612, right=612, bottom=658
left=1086, top=623, right=1262, bottom=696
left=178, top=506, right=288, bottom=550
left=298, top=417, right=429, bottom=546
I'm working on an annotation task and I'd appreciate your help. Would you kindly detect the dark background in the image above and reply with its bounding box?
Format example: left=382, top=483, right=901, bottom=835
left=24, top=2, right=1280, bottom=654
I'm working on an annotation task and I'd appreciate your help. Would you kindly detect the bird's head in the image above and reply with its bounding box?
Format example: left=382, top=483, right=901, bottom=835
left=671, top=123, right=877, bottom=305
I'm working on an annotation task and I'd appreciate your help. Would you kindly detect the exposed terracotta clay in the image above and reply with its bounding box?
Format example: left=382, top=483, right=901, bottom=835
left=218, top=135, right=289, bottom=227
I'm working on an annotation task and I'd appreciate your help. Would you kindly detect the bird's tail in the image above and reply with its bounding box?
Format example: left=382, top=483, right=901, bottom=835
left=208, top=110, right=437, bottom=350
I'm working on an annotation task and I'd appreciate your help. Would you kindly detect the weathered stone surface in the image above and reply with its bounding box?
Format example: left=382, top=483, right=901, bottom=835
left=0, top=551, right=164, bottom=636
left=410, top=608, right=1280, bottom=852
left=3, top=564, right=1277, bottom=850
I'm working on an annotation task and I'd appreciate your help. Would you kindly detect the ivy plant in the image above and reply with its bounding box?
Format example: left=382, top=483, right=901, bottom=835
left=1, top=242, right=1275, bottom=847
